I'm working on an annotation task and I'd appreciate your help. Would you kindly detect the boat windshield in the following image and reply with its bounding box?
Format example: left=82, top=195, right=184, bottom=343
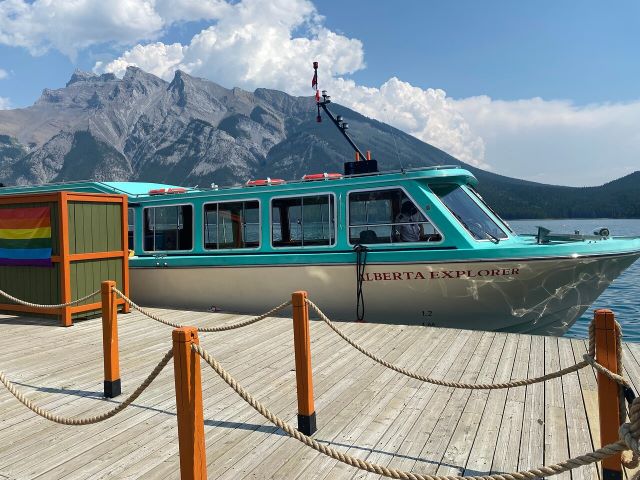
left=430, top=184, right=508, bottom=241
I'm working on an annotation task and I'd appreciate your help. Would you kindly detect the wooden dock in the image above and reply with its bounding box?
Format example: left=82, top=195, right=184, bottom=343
left=0, top=307, right=639, bottom=479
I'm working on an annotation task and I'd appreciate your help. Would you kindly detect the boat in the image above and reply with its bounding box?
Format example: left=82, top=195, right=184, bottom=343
left=2, top=64, right=639, bottom=336
left=2, top=168, right=639, bottom=335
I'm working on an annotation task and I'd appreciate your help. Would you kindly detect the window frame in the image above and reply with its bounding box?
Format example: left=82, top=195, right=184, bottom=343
left=467, top=186, right=515, bottom=235
left=346, top=185, right=444, bottom=247
left=430, top=183, right=509, bottom=243
left=142, top=202, right=196, bottom=253
left=127, top=207, right=135, bottom=252
left=269, top=192, right=338, bottom=249
left=202, top=198, right=262, bottom=252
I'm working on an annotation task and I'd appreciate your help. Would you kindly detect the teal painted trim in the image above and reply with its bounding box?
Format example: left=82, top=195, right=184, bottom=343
left=129, top=236, right=640, bottom=268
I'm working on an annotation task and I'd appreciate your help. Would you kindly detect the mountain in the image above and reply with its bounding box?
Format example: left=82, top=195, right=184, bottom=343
left=0, top=67, right=638, bottom=219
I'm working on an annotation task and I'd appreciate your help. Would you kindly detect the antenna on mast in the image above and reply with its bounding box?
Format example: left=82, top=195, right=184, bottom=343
left=312, top=61, right=379, bottom=176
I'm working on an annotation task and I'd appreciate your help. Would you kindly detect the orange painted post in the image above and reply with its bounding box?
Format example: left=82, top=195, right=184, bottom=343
left=120, top=198, right=131, bottom=314
left=101, top=280, right=121, bottom=398
left=172, top=327, right=207, bottom=480
left=595, top=309, right=622, bottom=480
left=291, top=291, right=317, bottom=435
left=58, top=191, right=72, bottom=327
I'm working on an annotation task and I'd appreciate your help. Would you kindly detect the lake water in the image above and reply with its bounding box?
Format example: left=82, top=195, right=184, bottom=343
left=509, top=219, right=640, bottom=342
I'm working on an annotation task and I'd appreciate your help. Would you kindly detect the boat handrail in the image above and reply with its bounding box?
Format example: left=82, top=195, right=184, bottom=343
left=137, top=164, right=464, bottom=197
left=0, top=164, right=466, bottom=198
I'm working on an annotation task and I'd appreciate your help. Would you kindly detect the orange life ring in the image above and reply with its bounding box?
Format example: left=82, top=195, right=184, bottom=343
left=302, top=172, right=343, bottom=181
left=167, top=188, right=187, bottom=194
left=148, top=188, right=166, bottom=195
left=246, top=178, right=285, bottom=186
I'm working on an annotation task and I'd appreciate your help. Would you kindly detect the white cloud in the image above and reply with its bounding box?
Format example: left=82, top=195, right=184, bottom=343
left=94, top=0, right=486, bottom=168
left=0, top=0, right=228, bottom=58
left=334, top=77, right=487, bottom=168
left=453, top=96, right=640, bottom=185
left=94, top=42, right=185, bottom=80
left=153, top=0, right=230, bottom=24
left=0, top=97, right=11, bottom=110
left=4, top=0, right=638, bottom=184
left=0, top=69, right=8, bottom=80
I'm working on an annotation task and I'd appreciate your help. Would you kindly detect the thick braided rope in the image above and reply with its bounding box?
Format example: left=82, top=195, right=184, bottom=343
left=621, top=399, right=640, bottom=472
left=0, top=288, right=101, bottom=309
left=113, top=287, right=290, bottom=332
left=307, top=299, right=593, bottom=390
left=198, top=301, right=291, bottom=332
left=611, top=320, right=640, bottom=470
left=193, top=343, right=631, bottom=480
left=583, top=355, right=630, bottom=387
left=0, top=349, right=173, bottom=425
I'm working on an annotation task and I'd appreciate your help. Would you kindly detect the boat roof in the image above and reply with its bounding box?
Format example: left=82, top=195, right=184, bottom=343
left=0, top=180, right=191, bottom=197
left=0, top=165, right=477, bottom=199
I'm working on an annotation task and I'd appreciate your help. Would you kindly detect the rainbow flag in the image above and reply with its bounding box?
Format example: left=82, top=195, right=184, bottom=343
left=0, top=206, right=52, bottom=267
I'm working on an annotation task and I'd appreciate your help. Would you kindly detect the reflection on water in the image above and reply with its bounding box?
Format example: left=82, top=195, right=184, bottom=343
left=510, top=219, right=640, bottom=342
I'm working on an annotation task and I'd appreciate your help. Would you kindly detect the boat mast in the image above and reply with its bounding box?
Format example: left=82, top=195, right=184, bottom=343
left=313, top=61, right=378, bottom=174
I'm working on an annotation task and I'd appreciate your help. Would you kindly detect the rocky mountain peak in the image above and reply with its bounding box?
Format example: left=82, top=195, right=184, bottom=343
left=66, top=70, right=97, bottom=86
left=122, top=66, right=165, bottom=89
left=5, top=66, right=407, bottom=186
left=66, top=70, right=117, bottom=87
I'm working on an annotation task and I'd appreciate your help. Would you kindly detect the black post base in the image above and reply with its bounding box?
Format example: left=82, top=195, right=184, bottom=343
left=602, top=468, right=622, bottom=480
left=104, top=379, right=122, bottom=398
left=297, top=412, right=317, bottom=436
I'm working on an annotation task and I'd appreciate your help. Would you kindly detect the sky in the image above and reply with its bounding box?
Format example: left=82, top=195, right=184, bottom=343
left=0, top=0, right=639, bottom=186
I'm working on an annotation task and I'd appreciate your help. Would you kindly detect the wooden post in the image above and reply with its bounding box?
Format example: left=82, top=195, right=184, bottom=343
left=101, top=280, right=121, bottom=398
left=173, top=327, right=207, bottom=479
left=58, top=191, right=72, bottom=327
left=120, top=197, right=131, bottom=314
left=595, top=309, right=622, bottom=480
left=292, top=291, right=317, bottom=435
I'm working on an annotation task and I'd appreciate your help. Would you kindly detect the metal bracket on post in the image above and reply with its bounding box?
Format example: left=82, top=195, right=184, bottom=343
left=172, top=326, right=207, bottom=479
left=101, top=280, right=121, bottom=398
left=595, top=309, right=623, bottom=480
left=292, top=291, right=317, bottom=436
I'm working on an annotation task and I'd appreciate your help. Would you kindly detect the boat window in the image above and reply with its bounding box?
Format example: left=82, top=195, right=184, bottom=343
left=203, top=201, right=260, bottom=249
left=127, top=208, right=134, bottom=250
left=272, top=195, right=335, bottom=247
left=143, top=205, right=193, bottom=251
left=467, top=187, right=515, bottom=235
left=348, top=189, right=441, bottom=244
left=430, top=184, right=508, bottom=241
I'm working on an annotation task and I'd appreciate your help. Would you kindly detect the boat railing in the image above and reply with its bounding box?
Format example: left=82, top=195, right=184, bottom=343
left=0, top=165, right=466, bottom=199
left=187, top=164, right=463, bottom=195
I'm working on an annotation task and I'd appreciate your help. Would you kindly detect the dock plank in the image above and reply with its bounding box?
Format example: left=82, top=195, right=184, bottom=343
left=489, top=333, right=531, bottom=474
left=0, top=309, right=636, bottom=480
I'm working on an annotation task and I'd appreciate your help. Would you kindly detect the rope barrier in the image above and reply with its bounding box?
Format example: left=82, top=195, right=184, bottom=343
left=584, top=353, right=630, bottom=388
left=0, top=349, right=173, bottom=425
left=0, top=288, right=101, bottom=309
left=193, top=342, right=640, bottom=480
left=306, top=299, right=630, bottom=390
left=112, top=287, right=291, bottom=332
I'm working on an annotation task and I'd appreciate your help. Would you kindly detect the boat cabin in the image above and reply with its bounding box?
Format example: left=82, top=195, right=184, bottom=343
left=0, top=166, right=515, bottom=260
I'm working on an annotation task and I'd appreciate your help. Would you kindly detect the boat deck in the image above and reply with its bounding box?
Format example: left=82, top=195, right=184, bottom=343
left=0, top=307, right=638, bottom=480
